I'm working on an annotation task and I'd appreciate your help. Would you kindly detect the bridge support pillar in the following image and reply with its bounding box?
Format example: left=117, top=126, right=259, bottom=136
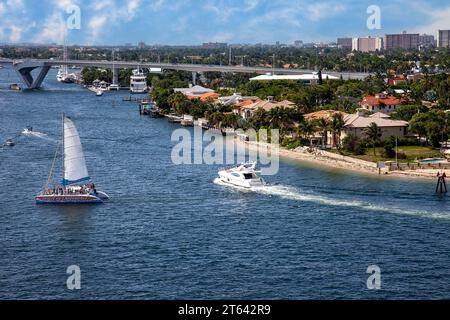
left=13, top=62, right=51, bottom=89
left=113, top=68, right=119, bottom=85
left=192, top=72, right=197, bottom=86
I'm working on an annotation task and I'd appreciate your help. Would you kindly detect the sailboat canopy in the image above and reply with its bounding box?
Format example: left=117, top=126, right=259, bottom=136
left=62, top=117, right=90, bottom=186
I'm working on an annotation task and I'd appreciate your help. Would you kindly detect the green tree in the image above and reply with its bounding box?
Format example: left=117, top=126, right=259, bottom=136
left=363, top=122, right=382, bottom=156
left=328, top=113, right=345, bottom=148
left=296, top=120, right=317, bottom=146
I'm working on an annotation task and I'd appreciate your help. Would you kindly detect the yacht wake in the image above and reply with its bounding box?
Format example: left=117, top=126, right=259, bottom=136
left=215, top=180, right=450, bottom=220
left=22, top=131, right=55, bottom=141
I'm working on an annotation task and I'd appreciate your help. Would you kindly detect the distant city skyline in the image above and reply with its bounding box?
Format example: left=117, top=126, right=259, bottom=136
left=0, top=0, right=449, bottom=46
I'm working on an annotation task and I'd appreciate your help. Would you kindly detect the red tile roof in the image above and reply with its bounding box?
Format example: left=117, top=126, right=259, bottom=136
left=361, top=95, right=400, bottom=106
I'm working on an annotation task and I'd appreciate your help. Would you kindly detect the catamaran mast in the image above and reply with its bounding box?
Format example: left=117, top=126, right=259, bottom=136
left=62, top=113, right=65, bottom=185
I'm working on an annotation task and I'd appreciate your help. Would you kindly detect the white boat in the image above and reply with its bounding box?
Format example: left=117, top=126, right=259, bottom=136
left=109, top=84, right=120, bottom=91
left=57, top=65, right=68, bottom=82
left=5, top=139, right=15, bottom=147
left=96, top=90, right=104, bottom=96
left=216, top=162, right=266, bottom=189
left=35, top=115, right=109, bottom=204
left=22, top=126, right=33, bottom=135
left=130, top=68, right=148, bottom=94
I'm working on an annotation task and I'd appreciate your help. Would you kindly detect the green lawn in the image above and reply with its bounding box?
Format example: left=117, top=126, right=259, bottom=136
left=336, top=146, right=442, bottom=163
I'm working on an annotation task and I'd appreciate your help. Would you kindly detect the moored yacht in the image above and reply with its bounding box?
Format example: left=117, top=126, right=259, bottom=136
left=216, top=162, right=266, bottom=189
left=130, top=68, right=148, bottom=94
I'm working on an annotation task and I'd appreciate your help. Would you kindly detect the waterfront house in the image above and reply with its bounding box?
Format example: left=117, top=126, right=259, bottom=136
left=219, top=93, right=260, bottom=107
left=340, top=112, right=408, bottom=144
left=387, top=75, right=407, bottom=86
left=174, top=85, right=215, bottom=98
left=188, top=92, right=221, bottom=102
left=238, top=98, right=296, bottom=120
left=360, top=93, right=401, bottom=113
left=304, top=110, right=348, bottom=122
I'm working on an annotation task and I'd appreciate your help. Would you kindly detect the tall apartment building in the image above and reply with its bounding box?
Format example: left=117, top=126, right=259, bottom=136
left=384, top=32, right=419, bottom=50
left=351, top=37, right=383, bottom=52
left=293, top=40, right=303, bottom=48
left=202, top=42, right=228, bottom=49
left=437, top=30, right=450, bottom=48
left=337, top=38, right=353, bottom=50
left=418, top=34, right=436, bottom=47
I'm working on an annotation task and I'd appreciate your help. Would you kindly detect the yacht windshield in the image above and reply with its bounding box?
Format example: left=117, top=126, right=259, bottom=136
left=243, top=173, right=255, bottom=180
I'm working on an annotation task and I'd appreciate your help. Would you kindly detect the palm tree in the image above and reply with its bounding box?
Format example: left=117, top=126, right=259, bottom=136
left=363, top=122, right=382, bottom=156
left=296, top=120, right=317, bottom=146
left=168, top=92, right=188, bottom=112
left=329, top=113, right=345, bottom=148
left=250, top=108, right=268, bottom=129
left=317, top=118, right=329, bottom=148
left=209, top=112, right=224, bottom=129
left=222, top=113, right=240, bottom=129
left=268, top=107, right=293, bottom=132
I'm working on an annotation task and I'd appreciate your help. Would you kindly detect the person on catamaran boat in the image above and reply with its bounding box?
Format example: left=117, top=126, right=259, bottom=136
left=35, top=114, right=110, bottom=204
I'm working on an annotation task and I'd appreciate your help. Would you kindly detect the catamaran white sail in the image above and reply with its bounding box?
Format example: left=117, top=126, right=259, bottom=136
left=36, top=115, right=109, bottom=204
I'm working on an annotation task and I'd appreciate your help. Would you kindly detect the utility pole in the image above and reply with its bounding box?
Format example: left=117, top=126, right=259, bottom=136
left=395, top=136, right=398, bottom=166
left=272, top=54, right=275, bottom=75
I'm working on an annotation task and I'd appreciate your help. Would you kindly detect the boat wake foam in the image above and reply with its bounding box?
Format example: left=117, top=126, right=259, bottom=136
left=214, top=180, right=450, bottom=220
left=22, top=130, right=55, bottom=141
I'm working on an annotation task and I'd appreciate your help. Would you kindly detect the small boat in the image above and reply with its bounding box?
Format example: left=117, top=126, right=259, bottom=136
left=5, top=139, right=15, bottom=147
left=96, top=90, right=104, bottom=96
left=22, top=126, right=33, bottom=135
left=35, top=115, right=109, bottom=205
left=9, top=83, right=21, bottom=91
left=216, top=162, right=266, bottom=189
left=109, top=84, right=120, bottom=91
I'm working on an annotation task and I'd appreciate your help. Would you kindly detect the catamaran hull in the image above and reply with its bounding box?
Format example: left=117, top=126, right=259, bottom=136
left=35, top=195, right=103, bottom=204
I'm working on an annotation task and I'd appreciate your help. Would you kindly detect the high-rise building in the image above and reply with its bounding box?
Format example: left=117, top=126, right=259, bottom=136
left=384, top=32, right=419, bottom=50
left=202, top=42, right=228, bottom=49
left=437, top=30, right=450, bottom=48
left=137, top=41, right=146, bottom=49
left=337, top=38, right=352, bottom=50
left=418, top=34, right=435, bottom=47
left=351, top=36, right=383, bottom=52
left=294, top=40, right=303, bottom=48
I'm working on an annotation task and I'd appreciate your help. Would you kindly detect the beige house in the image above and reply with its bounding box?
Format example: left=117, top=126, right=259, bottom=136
left=237, top=98, right=296, bottom=120
left=339, top=112, right=408, bottom=144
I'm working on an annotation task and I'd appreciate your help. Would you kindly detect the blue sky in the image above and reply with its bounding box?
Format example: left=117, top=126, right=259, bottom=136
left=0, top=0, right=449, bottom=45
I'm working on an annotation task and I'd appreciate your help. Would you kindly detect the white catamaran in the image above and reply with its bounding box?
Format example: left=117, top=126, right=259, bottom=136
left=36, top=115, right=109, bottom=204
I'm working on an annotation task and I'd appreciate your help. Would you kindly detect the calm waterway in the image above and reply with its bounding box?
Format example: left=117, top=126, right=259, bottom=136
left=1, top=66, right=450, bottom=299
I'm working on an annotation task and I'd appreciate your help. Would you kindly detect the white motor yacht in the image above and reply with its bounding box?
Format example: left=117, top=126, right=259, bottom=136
left=216, top=162, right=266, bottom=189
left=130, top=68, right=148, bottom=94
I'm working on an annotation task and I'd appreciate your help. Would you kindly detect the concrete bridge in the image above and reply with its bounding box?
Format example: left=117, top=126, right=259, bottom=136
left=10, top=58, right=372, bottom=89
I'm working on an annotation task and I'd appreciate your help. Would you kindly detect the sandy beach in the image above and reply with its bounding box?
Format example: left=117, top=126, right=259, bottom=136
left=236, top=139, right=443, bottom=180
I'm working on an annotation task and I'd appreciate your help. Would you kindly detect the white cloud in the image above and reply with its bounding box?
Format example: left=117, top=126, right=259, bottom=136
left=0, top=3, right=6, bottom=16
left=87, top=15, right=108, bottom=43
left=34, top=11, right=67, bottom=44
left=0, top=0, right=29, bottom=42
left=306, top=2, right=346, bottom=21
left=414, top=5, right=450, bottom=35
left=204, top=0, right=260, bottom=22
left=6, top=0, right=24, bottom=9
left=9, top=25, right=23, bottom=42
left=84, top=0, right=143, bottom=43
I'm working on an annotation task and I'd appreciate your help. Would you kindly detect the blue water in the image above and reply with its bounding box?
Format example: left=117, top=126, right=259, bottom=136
left=1, top=66, right=450, bottom=300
